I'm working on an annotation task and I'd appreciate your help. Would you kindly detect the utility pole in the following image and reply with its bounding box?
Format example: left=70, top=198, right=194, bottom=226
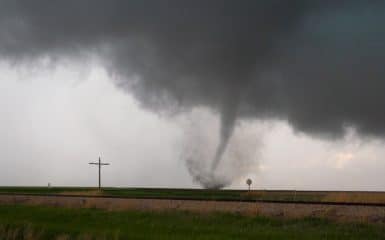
left=89, top=157, right=110, bottom=190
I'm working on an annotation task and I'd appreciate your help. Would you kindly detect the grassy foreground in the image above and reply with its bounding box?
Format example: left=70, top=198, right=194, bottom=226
left=0, top=205, right=384, bottom=240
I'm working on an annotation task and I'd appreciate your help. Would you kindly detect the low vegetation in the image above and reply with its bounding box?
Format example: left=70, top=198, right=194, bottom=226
left=0, top=187, right=384, bottom=204
left=0, top=204, right=384, bottom=240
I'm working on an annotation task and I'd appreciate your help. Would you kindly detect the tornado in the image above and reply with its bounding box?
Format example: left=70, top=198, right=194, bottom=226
left=211, top=94, right=240, bottom=171
left=2, top=1, right=385, bottom=188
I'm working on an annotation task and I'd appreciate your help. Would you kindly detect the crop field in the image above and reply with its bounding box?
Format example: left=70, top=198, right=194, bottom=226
left=0, top=204, right=384, bottom=240
left=0, top=187, right=384, bottom=204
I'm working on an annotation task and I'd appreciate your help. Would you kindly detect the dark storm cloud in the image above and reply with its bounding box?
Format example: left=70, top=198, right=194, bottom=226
left=1, top=0, right=385, bottom=139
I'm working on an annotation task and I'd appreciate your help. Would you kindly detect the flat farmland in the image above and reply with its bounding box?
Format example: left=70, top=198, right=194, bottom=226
left=0, top=187, right=384, bottom=204
left=0, top=188, right=384, bottom=239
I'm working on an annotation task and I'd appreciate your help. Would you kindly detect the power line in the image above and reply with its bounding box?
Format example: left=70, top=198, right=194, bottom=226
left=89, top=157, right=110, bottom=190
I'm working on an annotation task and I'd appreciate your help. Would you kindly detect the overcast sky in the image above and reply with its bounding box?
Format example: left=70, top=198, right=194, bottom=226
left=1, top=59, right=384, bottom=190
left=0, top=1, right=384, bottom=190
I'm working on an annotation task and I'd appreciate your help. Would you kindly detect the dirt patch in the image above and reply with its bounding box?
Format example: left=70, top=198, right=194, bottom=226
left=59, top=190, right=103, bottom=196
left=322, top=192, right=385, bottom=204
left=0, top=195, right=384, bottom=224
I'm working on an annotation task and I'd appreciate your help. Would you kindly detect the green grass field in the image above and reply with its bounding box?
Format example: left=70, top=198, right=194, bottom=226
left=1, top=187, right=384, bottom=204
left=0, top=204, right=384, bottom=240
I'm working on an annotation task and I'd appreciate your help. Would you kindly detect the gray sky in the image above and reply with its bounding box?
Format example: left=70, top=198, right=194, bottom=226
left=0, top=1, right=385, bottom=190
left=1, top=59, right=384, bottom=190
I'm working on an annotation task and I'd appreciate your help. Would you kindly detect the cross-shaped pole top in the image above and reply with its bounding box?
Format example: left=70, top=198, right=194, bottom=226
left=89, top=157, right=110, bottom=189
